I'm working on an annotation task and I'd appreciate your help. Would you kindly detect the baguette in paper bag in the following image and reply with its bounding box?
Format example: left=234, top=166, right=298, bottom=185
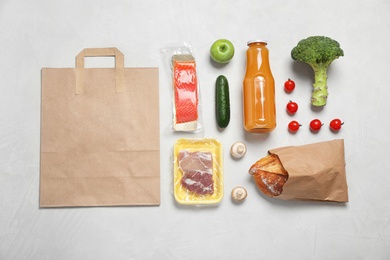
left=249, top=139, right=348, bottom=202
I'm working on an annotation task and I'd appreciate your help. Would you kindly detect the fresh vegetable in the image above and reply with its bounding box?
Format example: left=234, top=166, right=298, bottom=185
left=291, top=36, right=344, bottom=106
left=310, top=119, right=323, bottom=131
left=215, top=75, right=230, bottom=128
left=230, top=141, right=247, bottom=159
left=288, top=120, right=301, bottom=132
left=286, top=100, right=298, bottom=114
left=330, top=118, right=344, bottom=131
left=231, top=186, right=248, bottom=202
left=284, top=79, right=295, bottom=92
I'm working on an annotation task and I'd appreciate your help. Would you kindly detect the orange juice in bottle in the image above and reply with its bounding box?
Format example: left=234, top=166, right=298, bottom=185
left=243, top=40, right=276, bottom=133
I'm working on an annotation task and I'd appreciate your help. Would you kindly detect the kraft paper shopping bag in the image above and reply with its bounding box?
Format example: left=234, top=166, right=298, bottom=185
left=40, top=48, right=160, bottom=207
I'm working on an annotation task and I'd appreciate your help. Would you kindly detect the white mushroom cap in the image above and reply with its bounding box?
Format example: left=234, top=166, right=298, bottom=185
left=231, top=186, right=248, bottom=202
left=230, top=142, right=247, bottom=159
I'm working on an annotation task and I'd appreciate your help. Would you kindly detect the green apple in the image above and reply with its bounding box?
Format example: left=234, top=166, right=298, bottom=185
left=210, top=39, right=235, bottom=64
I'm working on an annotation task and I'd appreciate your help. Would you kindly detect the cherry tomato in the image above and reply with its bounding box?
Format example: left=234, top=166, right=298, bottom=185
left=286, top=100, right=298, bottom=114
left=284, top=79, right=295, bottom=92
left=288, top=120, right=301, bottom=132
left=310, top=119, right=323, bottom=131
left=330, top=119, right=344, bottom=131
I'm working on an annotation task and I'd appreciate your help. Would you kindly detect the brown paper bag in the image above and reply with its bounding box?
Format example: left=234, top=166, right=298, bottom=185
left=269, top=139, right=348, bottom=202
left=40, top=48, right=160, bottom=207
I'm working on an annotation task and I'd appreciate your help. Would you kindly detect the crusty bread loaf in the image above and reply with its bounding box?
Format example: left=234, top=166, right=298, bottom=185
left=249, top=154, right=288, bottom=197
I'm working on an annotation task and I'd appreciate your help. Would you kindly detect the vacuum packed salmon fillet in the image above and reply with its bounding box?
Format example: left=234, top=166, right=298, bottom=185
left=172, top=55, right=198, bottom=131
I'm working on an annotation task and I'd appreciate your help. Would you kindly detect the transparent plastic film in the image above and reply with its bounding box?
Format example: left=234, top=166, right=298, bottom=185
left=161, top=43, right=203, bottom=132
left=173, top=138, right=223, bottom=206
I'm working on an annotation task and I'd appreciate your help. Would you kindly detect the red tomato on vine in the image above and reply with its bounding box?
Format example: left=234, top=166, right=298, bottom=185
left=310, top=119, right=323, bottom=131
left=288, top=120, right=301, bottom=132
left=286, top=101, right=298, bottom=114
left=284, top=79, right=295, bottom=93
left=330, top=119, right=344, bottom=131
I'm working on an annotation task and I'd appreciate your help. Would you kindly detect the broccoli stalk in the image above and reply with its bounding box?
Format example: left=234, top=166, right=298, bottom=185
left=311, top=61, right=330, bottom=107
left=291, top=36, right=344, bottom=106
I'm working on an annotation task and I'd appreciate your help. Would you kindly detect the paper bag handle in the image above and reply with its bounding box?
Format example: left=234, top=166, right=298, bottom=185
left=75, top=48, right=124, bottom=94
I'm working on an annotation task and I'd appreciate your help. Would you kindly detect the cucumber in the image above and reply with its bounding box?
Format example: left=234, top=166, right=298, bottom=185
left=215, top=75, right=230, bottom=128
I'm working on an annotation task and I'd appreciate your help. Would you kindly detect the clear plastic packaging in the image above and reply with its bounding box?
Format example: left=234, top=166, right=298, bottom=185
left=173, top=138, right=223, bottom=206
left=161, top=43, right=203, bottom=132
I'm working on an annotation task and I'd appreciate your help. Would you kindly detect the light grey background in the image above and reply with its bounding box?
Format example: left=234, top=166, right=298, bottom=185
left=1, top=0, right=389, bottom=259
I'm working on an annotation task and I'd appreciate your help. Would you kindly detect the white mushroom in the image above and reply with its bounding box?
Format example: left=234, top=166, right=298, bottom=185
left=231, top=186, right=248, bottom=202
left=230, top=142, right=247, bottom=159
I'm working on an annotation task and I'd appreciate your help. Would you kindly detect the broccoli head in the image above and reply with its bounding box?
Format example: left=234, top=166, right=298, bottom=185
left=291, top=36, right=344, bottom=106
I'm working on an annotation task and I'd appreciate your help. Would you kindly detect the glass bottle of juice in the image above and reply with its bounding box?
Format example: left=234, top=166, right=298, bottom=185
left=243, top=40, right=276, bottom=133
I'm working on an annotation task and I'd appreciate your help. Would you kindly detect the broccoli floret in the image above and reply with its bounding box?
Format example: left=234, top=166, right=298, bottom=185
left=291, top=36, right=344, bottom=106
